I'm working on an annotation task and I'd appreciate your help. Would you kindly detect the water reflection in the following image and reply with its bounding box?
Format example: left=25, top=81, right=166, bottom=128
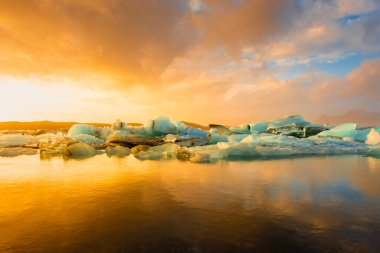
left=0, top=155, right=379, bottom=252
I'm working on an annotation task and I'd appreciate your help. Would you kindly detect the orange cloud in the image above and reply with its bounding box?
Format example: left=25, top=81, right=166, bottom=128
left=1, top=0, right=380, bottom=123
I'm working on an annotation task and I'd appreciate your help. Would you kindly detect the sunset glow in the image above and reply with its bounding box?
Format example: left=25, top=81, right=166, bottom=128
left=1, top=0, right=380, bottom=124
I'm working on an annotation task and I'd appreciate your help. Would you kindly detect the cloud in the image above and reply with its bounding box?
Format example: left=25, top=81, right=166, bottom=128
left=1, top=0, right=380, bottom=123
left=0, top=0, right=198, bottom=82
left=0, top=0, right=307, bottom=83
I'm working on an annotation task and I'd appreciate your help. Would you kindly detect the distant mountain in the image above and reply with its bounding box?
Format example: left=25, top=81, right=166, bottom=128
left=0, top=121, right=110, bottom=131
left=316, top=110, right=380, bottom=127
left=0, top=120, right=208, bottom=131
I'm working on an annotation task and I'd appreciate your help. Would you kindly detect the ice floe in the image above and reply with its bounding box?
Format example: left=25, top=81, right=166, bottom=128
left=1, top=115, right=380, bottom=162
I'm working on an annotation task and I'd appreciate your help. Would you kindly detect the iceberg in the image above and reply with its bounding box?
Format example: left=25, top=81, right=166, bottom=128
left=71, top=134, right=105, bottom=145
left=366, top=129, right=380, bottom=145
left=2, top=114, right=380, bottom=161
left=131, top=145, right=150, bottom=155
left=229, top=124, right=250, bottom=134
left=105, top=145, right=131, bottom=157
left=317, top=123, right=357, bottom=139
left=96, top=127, right=112, bottom=140
left=228, top=134, right=249, bottom=143
left=248, top=122, right=269, bottom=133
left=110, top=117, right=209, bottom=140
left=369, top=147, right=380, bottom=158
left=267, top=115, right=310, bottom=129
left=39, top=137, right=77, bottom=159
left=355, top=128, right=380, bottom=143
left=144, top=117, right=178, bottom=136
left=68, top=124, right=112, bottom=141
left=0, top=134, right=38, bottom=147
left=67, top=124, right=96, bottom=138
left=66, top=143, right=102, bottom=158
left=207, top=132, right=229, bottom=144
left=135, top=143, right=180, bottom=160
left=0, top=147, right=38, bottom=157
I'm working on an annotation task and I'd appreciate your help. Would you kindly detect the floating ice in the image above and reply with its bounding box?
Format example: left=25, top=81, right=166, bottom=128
left=135, top=143, right=180, bottom=160
left=131, top=145, right=150, bottom=155
left=228, top=134, right=249, bottom=143
left=178, top=134, right=373, bottom=163
left=369, top=147, right=380, bottom=158
left=105, top=145, right=131, bottom=157
left=229, top=124, right=251, bottom=134
left=67, top=124, right=96, bottom=137
left=0, top=134, right=37, bottom=147
left=181, top=127, right=208, bottom=139
left=248, top=122, right=269, bottom=133
left=2, top=114, right=380, bottom=160
left=317, top=123, right=357, bottom=139
left=66, top=143, right=102, bottom=158
left=207, top=133, right=229, bottom=144
left=67, top=124, right=111, bottom=141
left=96, top=127, right=112, bottom=140
left=366, top=129, right=380, bottom=145
left=0, top=147, right=38, bottom=157
left=144, top=117, right=178, bottom=136
left=163, top=134, right=178, bottom=143
left=71, top=134, right=105, bottom=145
left=267, top=115, right=310, bottom=129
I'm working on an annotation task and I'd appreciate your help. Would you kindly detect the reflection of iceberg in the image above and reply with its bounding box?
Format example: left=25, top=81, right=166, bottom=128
left=1, top=115, right=380, bottom=161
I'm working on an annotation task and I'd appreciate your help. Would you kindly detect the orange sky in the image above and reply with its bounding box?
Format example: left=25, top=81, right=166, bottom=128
left=1, top=0, right=380, bottom=125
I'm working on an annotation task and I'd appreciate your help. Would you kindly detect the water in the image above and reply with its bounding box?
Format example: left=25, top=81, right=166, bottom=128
left=0, top=155, right=380, bottom=253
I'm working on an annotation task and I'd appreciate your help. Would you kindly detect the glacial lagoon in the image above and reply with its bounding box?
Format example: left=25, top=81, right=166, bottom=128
left=1, top=155, right=380, bottom=253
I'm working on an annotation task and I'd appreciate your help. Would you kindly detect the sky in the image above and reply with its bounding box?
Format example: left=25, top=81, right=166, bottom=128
left=0, top=0, right=380, bottom=125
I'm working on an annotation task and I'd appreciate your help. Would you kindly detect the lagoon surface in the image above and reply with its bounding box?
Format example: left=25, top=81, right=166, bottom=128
left=0, top=155, right=380, bottom=253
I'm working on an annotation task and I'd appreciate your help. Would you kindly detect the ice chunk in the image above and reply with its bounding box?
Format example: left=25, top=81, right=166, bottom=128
left=71, top=134, right=105, bottom=145
left=248, top=122, right=269, bottom=133
left=175, top=133, right=372, bottom=163
left=36, top=133, right=62, bottom=143
left=189, top=153, right=211, bottom=163
left=207, top=133, right=228, bottom=144
left=66, top=143, right=102, bottom=158
left=226, top=143, right=260, bottom=158
left=135, top=143, right=180, bottom=160
left=0, top=147, right=38, bottom=157
left=355, top=128, right=380, bottom=143
left=355, top=128, right=372, bottom=142
left=227, top=134, right=249, bottom=143
left=105, top=145, right=131, bottom=157
left=135, top=151, right=165, bottom=160
left=183, top=127, right=208, bottom=139
left=96, top=127, right=111, bottom=140
left=229, top=124, right=250, bottom=134
left=140, top=117, right=208, bottom=139
left=0, top=134, right=37, bottom=147
left=163, top=134, right=178, bottom=143
left=267, top=115, right=310, bottom=129
left=148, top=143, right=180, bottom=158
left=317, top=123, right=357, bottom=139
left=131, top=145, right=150, bottom=155
left=107, top=132, right=164, bottom=147
left=368, top=147, right=380, bottom=158
left=111, top=120, right=126, bottom=130
left=209, top=124, right=235, bottom=135
left=241, top=135, right=254, bottom=143
left=217, top=142, right=230, bottom=150
left=144, top=117, right=178, bottom=136
left=366, top=129, right=380, bottom=145
left=67, top=124, right=96, bottom=137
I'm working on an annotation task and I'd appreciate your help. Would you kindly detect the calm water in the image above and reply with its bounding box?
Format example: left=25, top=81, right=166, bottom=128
left=0, top=155, right=380, bottom=253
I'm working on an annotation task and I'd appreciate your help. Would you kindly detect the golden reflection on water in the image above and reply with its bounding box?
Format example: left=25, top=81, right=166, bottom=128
left=0, top=155, right=380, bottom=252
